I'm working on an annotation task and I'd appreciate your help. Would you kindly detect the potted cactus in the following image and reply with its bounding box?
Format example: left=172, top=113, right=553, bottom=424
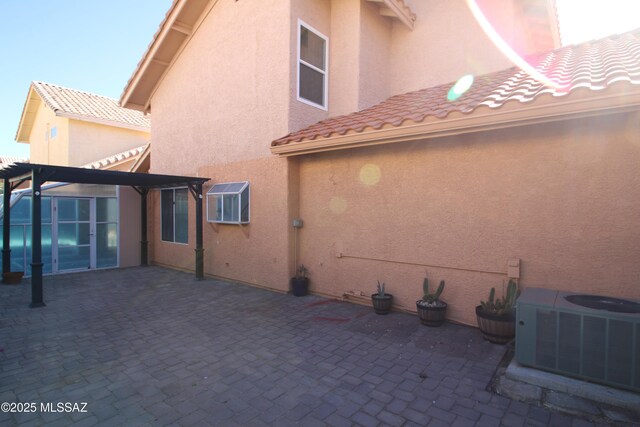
left=416, top=278, right=447, bottom=326
left=291, top=264, right=309, bottom=296
left=476, top=279, right=519, bottom=344
left=371, top=281, right=393, bottom=315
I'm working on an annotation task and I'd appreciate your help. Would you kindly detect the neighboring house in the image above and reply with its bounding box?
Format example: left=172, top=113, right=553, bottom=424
left=16, top=81, right=150, bottom=169
left=0, top=156, right=27, bottom=169
left=120, top=0, right=639, bottom=325
left=1, top=82, right=151, bottom=276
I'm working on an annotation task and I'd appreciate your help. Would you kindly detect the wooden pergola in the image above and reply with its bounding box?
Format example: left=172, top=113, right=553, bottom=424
left=0, top=163, right=209, bottom=307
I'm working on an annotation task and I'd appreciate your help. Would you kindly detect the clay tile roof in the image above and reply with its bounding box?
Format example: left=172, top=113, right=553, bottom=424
left=273, top=30, right=640, bottom=147
left=83, top=144, right=149, bottom=170
left=32, top=81, right=151, bottom=130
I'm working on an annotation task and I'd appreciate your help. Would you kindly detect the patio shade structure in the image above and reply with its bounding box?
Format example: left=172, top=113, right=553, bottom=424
left=1, top=162, right=209, bottom=307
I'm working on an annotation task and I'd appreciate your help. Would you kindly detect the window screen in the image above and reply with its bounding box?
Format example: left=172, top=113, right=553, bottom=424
left=161, top=188, right=188, bottom=243
left=298, top=22, right=327, bottom=109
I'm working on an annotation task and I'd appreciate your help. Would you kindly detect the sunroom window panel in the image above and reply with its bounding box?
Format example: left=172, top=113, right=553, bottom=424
left=10, top=197, right=31, bottom=225
left=96, top=223, right=118, bottom=268
left=300, top=27, right=325, bottom=69
left=58, top=198, right=89, bottom=221
left=300, top=64, right=325, bottom=106
left=97, top=198, right=117, bottom=223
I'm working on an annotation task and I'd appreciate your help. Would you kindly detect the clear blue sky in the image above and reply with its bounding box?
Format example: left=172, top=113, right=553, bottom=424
left=0, top=0, right=172, bottom=158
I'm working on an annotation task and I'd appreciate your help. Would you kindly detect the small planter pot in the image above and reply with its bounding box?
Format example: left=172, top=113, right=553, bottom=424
left=475, top=305, right=515, bottom=344
left=416, top=300, right=447, bottom=327
left=291, top=277, right=309, bottom=297
left=371, top=293, right=393, bottom=315
left=2, top=271, right=24, bottom=285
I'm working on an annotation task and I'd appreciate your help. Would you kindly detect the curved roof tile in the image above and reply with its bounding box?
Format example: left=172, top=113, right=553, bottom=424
left=32, top=81, right=151, bottom=129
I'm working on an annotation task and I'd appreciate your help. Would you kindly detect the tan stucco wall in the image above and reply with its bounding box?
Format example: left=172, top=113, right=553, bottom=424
left=67, top=120, right=149, bottom=167
left=149, top=156, right=296, bottom=291
left=151, top=0, right=291, bottom=174
left=145, top=0, right=589, bottom=320
left=28, top=100, right=69, bottom=165
left=148, top=0, right=298, bottom=287
left=118, top=186, right=142, bottom=268
left=295, top=112, right=640, bottom=325
left=327, top=0, right=392, bottom=116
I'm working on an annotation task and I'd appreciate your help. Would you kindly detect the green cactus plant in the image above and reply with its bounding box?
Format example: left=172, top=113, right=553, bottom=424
left=376, top=280, right=386, bottom=297
left=422, top=278, right=445, bottom=304
left=481, top=279, right=519, bottom=315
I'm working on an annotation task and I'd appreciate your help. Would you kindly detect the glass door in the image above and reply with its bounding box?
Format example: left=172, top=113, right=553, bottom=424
left=54, top=198, right=92, bottom=272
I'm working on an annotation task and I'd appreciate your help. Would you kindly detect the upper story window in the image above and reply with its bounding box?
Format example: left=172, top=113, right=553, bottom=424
left=297, top=20, right=328, bottom=110
left=50, top=126, right=57, bottom=139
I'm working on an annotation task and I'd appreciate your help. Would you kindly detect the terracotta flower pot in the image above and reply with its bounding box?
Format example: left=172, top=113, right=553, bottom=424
left=2, top=271, right=24, bottom=285
left=475, top=305, right=515, bottom=344
left=416, top=300, right=447, bottom=326
left=371, top=293, right=393, bottom=315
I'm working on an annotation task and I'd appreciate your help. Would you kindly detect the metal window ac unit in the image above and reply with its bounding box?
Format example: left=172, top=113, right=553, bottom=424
left=516, top=288, right=640, bottom=392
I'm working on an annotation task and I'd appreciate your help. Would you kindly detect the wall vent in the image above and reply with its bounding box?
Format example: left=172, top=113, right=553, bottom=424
left=516, top=288, right=640, bottom=392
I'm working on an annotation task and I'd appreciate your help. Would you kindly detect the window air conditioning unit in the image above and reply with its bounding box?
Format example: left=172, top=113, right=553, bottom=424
left=516, top=288, right=640, bottom=392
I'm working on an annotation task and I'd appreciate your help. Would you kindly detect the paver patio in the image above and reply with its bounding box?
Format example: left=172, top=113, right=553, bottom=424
left=0, top=267, right=602, bottom=426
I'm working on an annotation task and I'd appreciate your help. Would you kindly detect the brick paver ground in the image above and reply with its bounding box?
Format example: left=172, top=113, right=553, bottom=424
left=0, top=267, right=602, bottom=426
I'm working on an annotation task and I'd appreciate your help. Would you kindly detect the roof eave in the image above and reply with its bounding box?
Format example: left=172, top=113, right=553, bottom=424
left=14, top=85, right=41, bottom=143
left=120, top=0, right=216, bottom=112
left=271, top=86, right=640, bottom=156
left=120, top=0, right=185, bottom=111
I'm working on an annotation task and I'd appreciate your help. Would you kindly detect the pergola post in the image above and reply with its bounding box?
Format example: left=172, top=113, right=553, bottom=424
left=2, top=178, right=11, bottom=277
left=194, top=183, right=204, bottom=280
left=140, top=189, right=149, bottom=266
left=30, top=169, right=45, bottom=308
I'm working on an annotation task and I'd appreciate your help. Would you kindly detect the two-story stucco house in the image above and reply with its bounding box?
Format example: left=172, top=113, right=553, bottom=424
left=120, top=0, right=640, bottom=325
left=16, top=81, right=151, bottom=170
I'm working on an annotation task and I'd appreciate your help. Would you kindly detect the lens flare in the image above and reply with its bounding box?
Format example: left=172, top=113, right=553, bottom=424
left=466, top=0, right=562, bottom=90
left=359, top=163, right=381, bottom=186
left=329, top=196, right=347, bottom=214
left=447, top=74, right=475, bottom=101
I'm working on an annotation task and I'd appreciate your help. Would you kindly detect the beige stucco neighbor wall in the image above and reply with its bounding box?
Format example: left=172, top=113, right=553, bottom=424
left=67, top=120, right=149, bottom=167
left=295, top=111, right=640, bottom=325
left=28, top=101, right=69, bottom=165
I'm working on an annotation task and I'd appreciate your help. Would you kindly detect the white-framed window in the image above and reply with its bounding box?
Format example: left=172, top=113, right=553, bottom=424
left=297, top=19, right=328, bottom=110
left=161, top=188, right=188, bottom=243
left=50, top=126, right=58, bottom=139
left=207, top=182, right=250, bottom=224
